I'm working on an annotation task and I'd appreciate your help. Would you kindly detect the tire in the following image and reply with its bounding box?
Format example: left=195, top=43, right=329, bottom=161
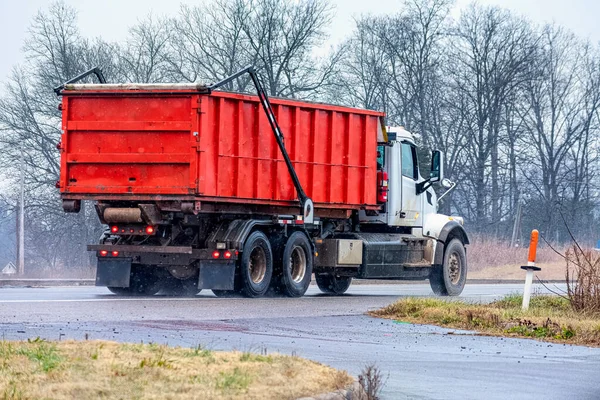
left=239, top=231, right=273, bottom=298
left=107, top=266, right=160, bottom=296
left=128, top=265, right=161, bottom=296
left=315, top=274, right=352, bottom=295
left=279, top=232, right=313, bottom=297
left=162, top=277, right=201, bottom=297
left=107, top=286, right=132, bottom=295
left=429, top=238, right=467, bottom=296
left=212, top=289, right=241, bottom=298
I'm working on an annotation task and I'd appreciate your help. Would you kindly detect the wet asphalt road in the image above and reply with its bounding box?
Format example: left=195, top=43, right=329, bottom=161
left=1, top=283, right=599, bottom=400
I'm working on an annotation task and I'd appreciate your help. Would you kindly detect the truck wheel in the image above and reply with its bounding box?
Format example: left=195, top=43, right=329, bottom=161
left=107, top=286, right=132, bottom=295
left=315, top=274, right=352, bottom=295
left=107, top=266, right=160, bottom=296
left=128, top=266, right=161, bottom=296
left=212, top=289, right=240, bottom=298
left=279, top=232, right=313, bottom=297
left=163, top=277, right=201, bottom=297
left=239, top=231, right=273, bottom=298
left=430, top=238, right=467, bottom=296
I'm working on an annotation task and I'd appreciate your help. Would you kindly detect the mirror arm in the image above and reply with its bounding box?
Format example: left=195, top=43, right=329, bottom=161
left=416, top=179, right=432, bottom=195
left=438, top=181, right=457, bottom=202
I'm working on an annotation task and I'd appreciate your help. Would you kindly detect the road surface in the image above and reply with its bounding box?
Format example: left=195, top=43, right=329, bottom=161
left=1, top=283, right=599, bottom=400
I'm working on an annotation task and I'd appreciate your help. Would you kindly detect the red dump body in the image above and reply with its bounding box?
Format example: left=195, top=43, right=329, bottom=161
left=59, top=88, right=384, bottom=213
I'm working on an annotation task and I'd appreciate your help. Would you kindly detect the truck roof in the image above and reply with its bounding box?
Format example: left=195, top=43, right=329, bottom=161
left=387, top=126, right=415, bottom=142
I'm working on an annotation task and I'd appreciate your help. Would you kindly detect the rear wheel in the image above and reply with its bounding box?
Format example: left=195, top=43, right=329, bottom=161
left=279, top=232, right=313, bottom=297
left=108, top=265, right=160, bottom=296
left=212, top=289, right=240, bottom=298
left=129, top=266, right=161, bottom=296
left=429, top=238, right=467, bottom=296
left=162, top=277, right=201, bottom=297
left=239, top=231, right=273, bottom=298
left=107, top=286, right=132, bottom=295
left=315, top=274, right=352, bottom=295
left=161, top=266, right=201, bottom=297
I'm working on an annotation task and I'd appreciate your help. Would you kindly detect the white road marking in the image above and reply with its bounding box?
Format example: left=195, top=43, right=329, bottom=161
left=0, top=297, right=214, bottom=304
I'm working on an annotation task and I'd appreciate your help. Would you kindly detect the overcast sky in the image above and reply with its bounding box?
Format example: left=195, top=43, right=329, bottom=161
left=1, top=0, right=600, bottom=85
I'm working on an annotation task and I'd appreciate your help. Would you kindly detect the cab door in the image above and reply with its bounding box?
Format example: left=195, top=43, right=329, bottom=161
left=398, top=141, right=423, bottom=227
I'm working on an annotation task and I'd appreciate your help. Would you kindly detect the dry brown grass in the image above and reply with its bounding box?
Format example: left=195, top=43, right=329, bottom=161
left=371, top=295, right=600, bottom=347
left=566, top=246, right=600, bottom=314
left=468, top=261, right=567, bottom=280
left=468, top=236, right=565, bottom=272
left=467, top=236, right=566, bottom=280
left=0, top=340, right=352, bottom=400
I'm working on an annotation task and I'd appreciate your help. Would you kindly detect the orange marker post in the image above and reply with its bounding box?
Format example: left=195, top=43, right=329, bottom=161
left=521, top=229, right=541, bottom=310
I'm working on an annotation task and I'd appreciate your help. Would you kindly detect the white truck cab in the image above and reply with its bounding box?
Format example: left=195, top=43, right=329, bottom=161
left=358, top=126, right=469, bottom=295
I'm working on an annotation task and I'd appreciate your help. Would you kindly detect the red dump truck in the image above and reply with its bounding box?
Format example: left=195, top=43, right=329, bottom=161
left=55, top=66, right=468, bottom=297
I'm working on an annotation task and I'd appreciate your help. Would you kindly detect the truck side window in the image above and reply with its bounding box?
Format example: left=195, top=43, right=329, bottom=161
left=401, top=143, right=417, bottom=180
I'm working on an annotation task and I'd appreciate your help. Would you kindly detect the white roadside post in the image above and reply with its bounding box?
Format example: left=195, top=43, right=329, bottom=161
left=521, top=229, right=541, bottom=311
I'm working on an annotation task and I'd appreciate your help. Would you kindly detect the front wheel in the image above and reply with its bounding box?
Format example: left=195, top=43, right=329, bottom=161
left=315, top=274, right=352, bottom=295
left=429, top=238, right=467, bottom=296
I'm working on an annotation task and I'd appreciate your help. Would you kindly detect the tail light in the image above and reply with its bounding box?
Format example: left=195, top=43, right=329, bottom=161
left=111, top=226, right=119, bottom=233
left=377, top=170, right=389, bottom=203
left=112, top=251, right=119, bottom=257
left=224, top=250, right=232, bottom=259
left=99, top=250, right=108, bottom=257
left=212, top=250, right=221, bottom=259
left=145, top=226, right=155, bottom=235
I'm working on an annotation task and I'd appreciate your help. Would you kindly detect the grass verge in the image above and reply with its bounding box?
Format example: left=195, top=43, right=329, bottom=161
left=0, top=340, right=352, bottom=399
left=371, top=294, right=600, bottom=346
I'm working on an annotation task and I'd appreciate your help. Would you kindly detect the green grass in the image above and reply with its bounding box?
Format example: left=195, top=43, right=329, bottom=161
left=0, top=340, right=352, bottom=400
left=186, top=344, right=214, bottom=358
left=14, top=339, right=62, bottom=372
left=372, top=294, right=600, bottom=346
left=239, top=352, right=273, bottom=363
left=216, top=367, right=252, bottom=393
left=138, top=350, right=172, bottom=369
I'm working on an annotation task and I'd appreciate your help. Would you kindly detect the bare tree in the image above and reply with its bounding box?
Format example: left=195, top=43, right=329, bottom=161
left=241, top=0, right=337, bottom=98
left=521, top=26, right=600, bottom=241
left=448, top=5, right=536, bottom=232
left=119, top=14, right=172, bottom=83
left=170, top=1, right=254, bottom=88
left=333, top=17, right=390, bottom=110
left=0, top=1, right=107, bottom=270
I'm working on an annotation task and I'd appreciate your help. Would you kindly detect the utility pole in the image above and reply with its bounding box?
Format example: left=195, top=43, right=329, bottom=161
left=17, top=147, right=25, bottom=275
left=510, top=199, right=522, bottom=248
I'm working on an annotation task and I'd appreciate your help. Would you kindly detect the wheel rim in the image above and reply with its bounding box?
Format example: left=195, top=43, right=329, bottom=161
left=448, top=252, right=461, bottom=285
left=249, top=246, right=267, bottom=284
left=290, top=245, right=307, bottom=283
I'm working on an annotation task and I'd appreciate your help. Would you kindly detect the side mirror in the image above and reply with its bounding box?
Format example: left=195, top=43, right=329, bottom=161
left=430, top=150, right=444, bottom=183
left=441, top=178, right=453, bottom=189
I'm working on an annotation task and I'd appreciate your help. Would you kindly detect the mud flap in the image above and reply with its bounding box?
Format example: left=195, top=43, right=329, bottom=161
left=198, top=261, right=235, bottom=290
left=96, top=258, right=132, bottom=287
